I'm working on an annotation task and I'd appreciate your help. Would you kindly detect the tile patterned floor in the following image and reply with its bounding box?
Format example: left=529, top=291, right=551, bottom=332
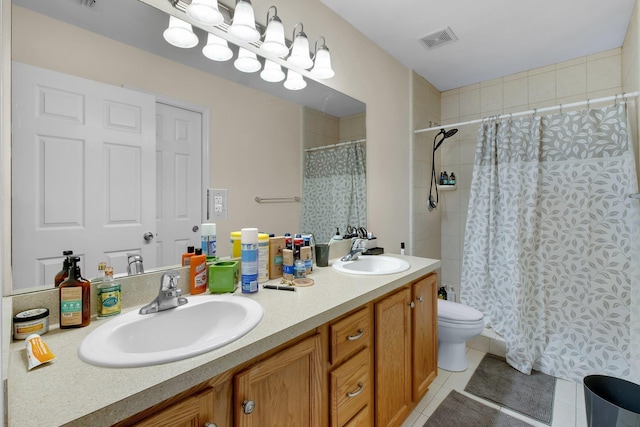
left=401, top=348, right=588, bottom=427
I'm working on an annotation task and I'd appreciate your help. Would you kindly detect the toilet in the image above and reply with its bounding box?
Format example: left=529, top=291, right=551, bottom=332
left=437, top=299, right=485, bottom=372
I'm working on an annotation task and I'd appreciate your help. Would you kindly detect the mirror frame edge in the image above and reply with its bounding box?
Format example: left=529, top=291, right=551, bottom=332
left=2, top=0, right=12, bottom=297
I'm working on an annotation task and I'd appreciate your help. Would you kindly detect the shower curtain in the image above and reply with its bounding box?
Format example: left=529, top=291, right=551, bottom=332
left=461, top=103, right=640, bottom=382
left=301, top=141, right=366, bottom=244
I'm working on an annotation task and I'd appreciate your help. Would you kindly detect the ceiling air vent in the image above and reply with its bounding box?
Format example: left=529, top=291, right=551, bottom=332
left=419, top=27, right=458, bottom=50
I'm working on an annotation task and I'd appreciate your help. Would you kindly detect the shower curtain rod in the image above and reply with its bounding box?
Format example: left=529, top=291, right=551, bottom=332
left=304, top=138, right=366, bottom=152
left=414, top=92, right=639, bottom=134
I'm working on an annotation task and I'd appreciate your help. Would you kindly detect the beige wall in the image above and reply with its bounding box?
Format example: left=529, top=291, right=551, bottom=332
left=436, top=47, right=627, bottom=296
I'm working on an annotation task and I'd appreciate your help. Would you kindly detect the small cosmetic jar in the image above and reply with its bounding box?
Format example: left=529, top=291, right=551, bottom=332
left=13, top=308, right=50, bottom=340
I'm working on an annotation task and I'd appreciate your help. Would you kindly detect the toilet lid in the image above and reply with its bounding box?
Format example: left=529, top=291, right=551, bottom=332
left=438, top=299, right=483, bottom=322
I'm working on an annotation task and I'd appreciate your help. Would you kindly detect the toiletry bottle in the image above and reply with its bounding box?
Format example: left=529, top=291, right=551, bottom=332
left=96, top=262, right=106, bottom=282
left=437, top=286, right=448, bottom=300
left=190, top=248, right=208, bottom=295
left=439, top=172, right=444, bottom=185
left=182, top=245, right=195, bottom=266
left=59, top=256, right=91, bottom=328
left=442, top=171, right=449, bottom=185
left=258, top=233, right=270, bottom=284
left=97, top=266, right=121, bottom=318
left=54, top=250, right=74, bottom=287
left=401, top=242, right=405, bottom=255
left=201, top=223, right=217, bottom=258
left=284, top=233, right=292, bottom=250
left=241, top=228, right=259, bottom=293
left=294, top=234, right=303, bottom=259
left=449, top=172, right=456, bottom=185
left=447, top=285, right=457, bottom=303
left=294, top=259, right=306, bottom=279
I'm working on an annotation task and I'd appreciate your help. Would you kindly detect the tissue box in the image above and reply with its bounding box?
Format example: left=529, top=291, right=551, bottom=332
left=208, top=260, right=239, bottom=293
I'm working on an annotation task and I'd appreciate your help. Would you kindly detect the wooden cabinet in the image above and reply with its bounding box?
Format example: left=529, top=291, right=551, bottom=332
left=233, top=334, right=323, bottom=427
left=375, top=287, right=413, bottom=427
left=412, top=274, right=438, bottom=400
left=375, top=273, right=438, bottom=427
left=124, top=273, right=437, bottom=427
left=328, top=307, right=372, bottom=427
left=133, top=387, right=215, bottom=427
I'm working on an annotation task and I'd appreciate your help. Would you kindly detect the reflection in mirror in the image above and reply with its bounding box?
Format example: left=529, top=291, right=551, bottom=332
left=9, top=0, right=365, bottom=295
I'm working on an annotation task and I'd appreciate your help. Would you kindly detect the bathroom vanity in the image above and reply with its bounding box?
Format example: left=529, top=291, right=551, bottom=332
left=5, top=255, right=440, bottom=426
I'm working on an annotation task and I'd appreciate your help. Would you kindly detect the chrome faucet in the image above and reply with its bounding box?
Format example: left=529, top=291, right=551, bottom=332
left=139, top=271, right=188, bottom=315
left=341, top=238, right=368, bottom=261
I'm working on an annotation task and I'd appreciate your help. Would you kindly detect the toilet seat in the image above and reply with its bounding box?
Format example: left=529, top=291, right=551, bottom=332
left=437, top=299, right=483, bottom=323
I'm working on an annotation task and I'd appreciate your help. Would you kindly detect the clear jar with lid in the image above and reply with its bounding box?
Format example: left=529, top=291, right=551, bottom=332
left=294, top=259, right=306, bottom=279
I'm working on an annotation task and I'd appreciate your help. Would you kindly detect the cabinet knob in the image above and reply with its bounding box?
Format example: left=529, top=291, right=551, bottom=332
left=417, top=296, right=424, bottom=303
left=346, top=382, right=365, bottom=398
left=347, top=329, right=364, bottom=341
left=204, top=423, right=218, bottom=427
left=408, top=301, right=415, bottom=309
left=242, top=400, right=255, bottom=414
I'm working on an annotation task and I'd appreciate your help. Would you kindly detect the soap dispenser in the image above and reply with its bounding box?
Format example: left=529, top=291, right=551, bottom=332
left=59, top=256, right=91, bottom=328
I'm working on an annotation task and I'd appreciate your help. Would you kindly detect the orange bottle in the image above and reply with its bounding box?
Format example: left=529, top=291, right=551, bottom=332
left=59, top=256, right=91, bottom=328
left=182, top=246, right=195, bottom=266
left=190, top=248, right=208, bottom=295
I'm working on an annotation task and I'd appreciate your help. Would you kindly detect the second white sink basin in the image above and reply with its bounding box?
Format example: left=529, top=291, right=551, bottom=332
left=78, top=294, right=263, bottom=368
left=332, top=255, right=410, bottom=275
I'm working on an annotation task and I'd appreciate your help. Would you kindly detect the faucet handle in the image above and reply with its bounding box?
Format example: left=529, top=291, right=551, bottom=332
left=160, top=271, right=180, bottom=291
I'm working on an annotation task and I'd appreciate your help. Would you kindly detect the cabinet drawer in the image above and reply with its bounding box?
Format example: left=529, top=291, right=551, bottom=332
left=330, top=307, right=370, bottom=365
left=344, top=405, right=371, bottom=427
left=330, top=349, right=371, bottom=427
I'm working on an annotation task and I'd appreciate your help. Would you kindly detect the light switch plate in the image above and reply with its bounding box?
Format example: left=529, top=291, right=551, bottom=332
left=208, top=188, right=228, bottom=220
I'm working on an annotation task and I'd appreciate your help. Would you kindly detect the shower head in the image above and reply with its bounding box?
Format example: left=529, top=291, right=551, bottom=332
left=433, top=128, right=458, bottom=151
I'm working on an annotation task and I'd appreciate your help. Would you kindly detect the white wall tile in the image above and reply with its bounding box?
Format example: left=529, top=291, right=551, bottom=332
left=503, top=77, right=528, bottom=109
left=481, top=83, right=503, bottom=113
left=459, top=89, right=481, bottom=117
left=587, top=55, right=622, bottom=92
left=529, top=71, right=556, bottom=104
left=556, top=64, right=587, bottom=98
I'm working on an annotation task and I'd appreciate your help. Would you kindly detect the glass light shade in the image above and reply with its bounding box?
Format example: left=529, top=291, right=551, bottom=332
left=311, top=47, right=335, bottom=79
left=261, top=17, right=288, bottom=58
left=234, top=47, right=261, bottom=73
left=260, top=59, right=285, bottom=83
left=163, top=16, right=199, bottom=49
left=186, top=0, right=224, bottom=26
left=203, top=33, right=233, bottom=61
left=283, top=69, right=307, bottom=90
left=287, top=32, right=313, bottom=69
left=229, top=0, right=260, bottom=43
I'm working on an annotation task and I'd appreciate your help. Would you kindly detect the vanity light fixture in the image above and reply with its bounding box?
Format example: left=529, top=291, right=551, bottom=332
left=228, top=0, right=260, bottom=43
left=234, top=47, right=262, bottom=72
left=287, top=23, right=313, bottom=69
left=163, top=15, right=199, bottom=48
left=283, top=69, right=307, bottom=90
left=260, top=6, right=288, bottom=58
left=310, top=36, right=335, bottom=79
left=186, top=0, right=224, bottom=26
left=202, top=33, right=233, bottom=61
left=260, top=59, right=286, bottom=82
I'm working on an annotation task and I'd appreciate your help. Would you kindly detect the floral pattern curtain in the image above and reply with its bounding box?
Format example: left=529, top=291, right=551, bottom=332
left=301, top=141, right=366, bottom=244
left=461, top=103, right=640, bottom=382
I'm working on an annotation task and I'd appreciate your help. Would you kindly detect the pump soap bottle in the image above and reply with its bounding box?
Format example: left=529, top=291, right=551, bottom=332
left=54, top=250, right=74, bottom=287
left=190, top=248, right=208, bottom=295
left=59, top=256, right=91, bottom=328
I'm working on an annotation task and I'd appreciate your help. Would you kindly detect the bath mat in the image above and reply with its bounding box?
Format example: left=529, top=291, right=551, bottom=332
left=424, top=390, right=533, bottom=427
left=465, top=353, right=555, bottom=425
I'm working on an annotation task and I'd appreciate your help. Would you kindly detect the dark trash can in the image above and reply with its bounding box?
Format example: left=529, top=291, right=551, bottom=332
left=584, top=375, right=640, bottom=427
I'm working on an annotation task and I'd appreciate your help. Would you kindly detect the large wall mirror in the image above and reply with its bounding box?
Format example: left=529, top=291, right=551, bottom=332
left=8, top=0, right=365, bottom=295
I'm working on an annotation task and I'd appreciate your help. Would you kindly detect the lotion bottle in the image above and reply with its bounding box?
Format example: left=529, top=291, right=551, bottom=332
left=182, top=245, right=195, bottom=266
left=190, top=248, right=208, bottom=295
left=59, top=256, right=91, bottom=328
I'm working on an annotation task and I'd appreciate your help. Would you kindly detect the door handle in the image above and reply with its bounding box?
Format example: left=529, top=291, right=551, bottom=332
left=143, top=231, right=154, bottom=241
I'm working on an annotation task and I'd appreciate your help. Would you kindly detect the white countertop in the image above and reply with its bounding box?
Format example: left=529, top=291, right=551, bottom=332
left=7, top=255, right=440, bottom=426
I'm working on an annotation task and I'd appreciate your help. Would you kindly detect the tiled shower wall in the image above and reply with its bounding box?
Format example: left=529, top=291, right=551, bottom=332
left=436, top=48, right=624, bottom=298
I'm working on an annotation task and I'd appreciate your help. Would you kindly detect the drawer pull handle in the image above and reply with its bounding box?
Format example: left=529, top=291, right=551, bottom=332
left=347, top=329, right=364, bottom=341
left=346, top=382, right=365, bottom=398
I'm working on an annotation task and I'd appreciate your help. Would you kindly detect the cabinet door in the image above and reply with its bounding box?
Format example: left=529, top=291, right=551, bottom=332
left=133, top=387, right=215, bottom=427
left=412, top=274, right=438, bottom=400
left=375, top=287, right=412, bottom=427
left=234, top=334, right=323, bottom=427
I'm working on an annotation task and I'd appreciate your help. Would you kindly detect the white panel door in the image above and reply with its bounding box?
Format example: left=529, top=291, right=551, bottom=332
left=155, top=102, right=202, bottom=266
left=12, top=62, right=156, bottom=290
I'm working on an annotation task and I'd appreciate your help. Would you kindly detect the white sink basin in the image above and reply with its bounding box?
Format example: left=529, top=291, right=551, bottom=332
left=78, top=294, right=263, bottom=368
left=332, top=255, right=410, bottom=275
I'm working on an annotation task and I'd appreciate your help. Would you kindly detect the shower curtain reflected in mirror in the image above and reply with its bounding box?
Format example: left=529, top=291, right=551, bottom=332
left=461, top=103, right=640, bottom=382
left=301, top=141, right=366, bottom=244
